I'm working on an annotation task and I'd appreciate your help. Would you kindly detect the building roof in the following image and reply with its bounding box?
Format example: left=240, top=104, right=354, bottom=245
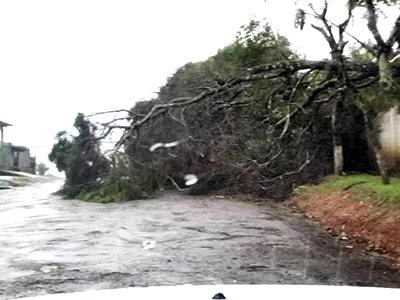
left=0, top=121, right=12, bottom=128
left=11, top=145, right=29, bottom=152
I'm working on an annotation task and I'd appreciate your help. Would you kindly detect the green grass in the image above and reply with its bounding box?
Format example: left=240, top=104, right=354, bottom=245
left=297, top=174, right=400, bottom=207
left=10, top=176, right=31, bottom=187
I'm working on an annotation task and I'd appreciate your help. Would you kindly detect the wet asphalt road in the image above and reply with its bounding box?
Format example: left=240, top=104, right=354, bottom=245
left=0, top=179, right=399, bottom=299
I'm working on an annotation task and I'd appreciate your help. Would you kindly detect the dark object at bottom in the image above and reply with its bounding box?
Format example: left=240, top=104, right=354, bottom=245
left=212, top=292, right=226, bottom=299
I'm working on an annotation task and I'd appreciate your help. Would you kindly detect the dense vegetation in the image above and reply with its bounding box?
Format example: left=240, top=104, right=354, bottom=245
left=115, top=20, right=334, bottom=200
left=50, top=1, right=400, bottom=202
left=49, top=113, right=109, bottom=199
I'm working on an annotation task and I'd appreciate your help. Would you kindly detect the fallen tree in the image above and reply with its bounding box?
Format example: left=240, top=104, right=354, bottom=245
left=52, top=1, right=400, bottom=201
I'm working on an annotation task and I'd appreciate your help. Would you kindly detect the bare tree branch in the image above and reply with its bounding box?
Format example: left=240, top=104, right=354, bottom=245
left=387, top=14, right=400, bottom=47
left=365, top=0, right=387, bottom=50
left=87, top=109, right=137, bottom=117
left=100, top=59, right=400, bottom=150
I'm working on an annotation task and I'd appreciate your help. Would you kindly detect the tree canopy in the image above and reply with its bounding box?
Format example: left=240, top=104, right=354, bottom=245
left=49, top=113, right=109, bottom=198
left=51, top=1, right=400, bottom=201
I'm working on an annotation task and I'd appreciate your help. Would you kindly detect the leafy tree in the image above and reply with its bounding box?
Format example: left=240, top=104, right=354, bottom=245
left=49, top=113, right=109, bottom=198
left=36, top=162, right=49, bottom=176
left=48, top=131, right=72, bottom=172
left=114, top=19, right=327, bottom=198
left=109, top=1, right=400, bottom=188
left=64, top=1, right=400, bottom=201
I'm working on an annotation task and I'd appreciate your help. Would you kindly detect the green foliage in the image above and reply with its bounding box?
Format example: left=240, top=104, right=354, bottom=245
left=122, top=19, right=331, bottom=199
left=356, top=86, right=400, bottom=113
left=350, top=46, right=400, bottom=113
left=82, top=154, right=154, bottom=202
left=48, top=131, right=72, bottom=172
left=50, top=18, right=354, bottom=202
left=349, top=47, right=375, bottom=62
left=202, top=19, right=295, bottom=79
left=36, top=162, right=49, bottom=176
left=235, top=19, right=295, bottom=63
left=49, top=113, right=109, bottom=199
left=9, top=176, right=31, bottom=187
left=159, top=63, right=209, bottom=101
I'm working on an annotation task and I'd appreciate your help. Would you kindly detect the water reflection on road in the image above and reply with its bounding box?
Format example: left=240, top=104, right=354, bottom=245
left=0, top=179, right=399, bottom=298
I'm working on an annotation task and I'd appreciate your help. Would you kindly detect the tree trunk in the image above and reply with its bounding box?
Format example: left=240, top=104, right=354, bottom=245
left=363, top=110, right=390, bottom=185
left=378, top=52, right=395, bottom=89
left=332, top=99, right=343, bottom=175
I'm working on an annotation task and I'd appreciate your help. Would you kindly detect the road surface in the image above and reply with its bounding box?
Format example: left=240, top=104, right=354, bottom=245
left=0, top=179, right=399, bottom=298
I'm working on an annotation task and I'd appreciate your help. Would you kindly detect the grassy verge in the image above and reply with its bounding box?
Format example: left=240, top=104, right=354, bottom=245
left=10, top=176, right=31, bottom=187
left=296, top=174, right=400, bottom=208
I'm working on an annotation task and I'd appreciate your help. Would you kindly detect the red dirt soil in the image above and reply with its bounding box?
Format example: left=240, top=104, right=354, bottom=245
left=295, top=190, right=400, bottom=261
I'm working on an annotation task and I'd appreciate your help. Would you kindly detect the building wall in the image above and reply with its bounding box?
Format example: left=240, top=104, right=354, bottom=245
left=0, top=143, right=36, bottom=174
left=379, top=107, right=400, bottom=171
left=13, top=147, right=32, bottom=173
left=0, top=143, right=13, bottom=170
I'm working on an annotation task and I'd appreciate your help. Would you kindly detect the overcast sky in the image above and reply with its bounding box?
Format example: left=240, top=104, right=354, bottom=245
left=0, top=0, right=397, bottom=175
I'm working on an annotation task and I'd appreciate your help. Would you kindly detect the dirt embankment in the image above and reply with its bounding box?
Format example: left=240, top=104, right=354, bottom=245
left=295, top=190, right=400, bottom=261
